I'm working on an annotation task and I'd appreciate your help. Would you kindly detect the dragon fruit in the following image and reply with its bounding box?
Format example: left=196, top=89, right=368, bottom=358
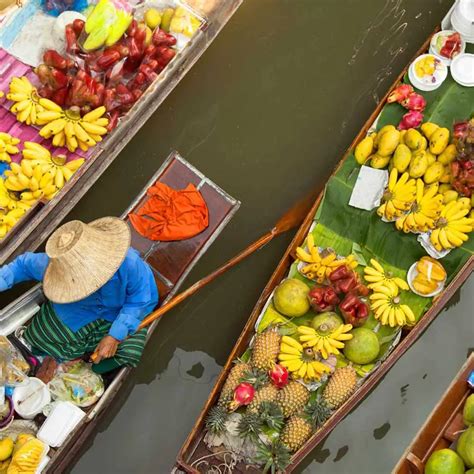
left=387, top=84, right=414, bottom=103
left=401, top=93, right=426, bottom=112
left=269, top=364, right=289, bottom=388
left=229, top=382, right=255, bottom=410
left=398, top=110, right=424, bottom=130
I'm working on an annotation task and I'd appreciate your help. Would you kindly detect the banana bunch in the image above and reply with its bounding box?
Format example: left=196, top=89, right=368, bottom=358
left=395, top=180, right=443, bottom=234
left=4, top=161, right=55, bottom=201
left=278, top=336, right=331, bottom=382
left=0, top=207, right=27, bottom=238
left=22, top=142, right=85, bottom=192
left=369, top=284, right=415, bottom=327
left=363, top=258, right=409, bottom=293
left=37, top=102, right=109, bottom=153
left=297, top=234, right=358, bottom=283
left=0, top=133, right=20, bottom=163
left=378, top=169, right=416, bottom=221
left=297, top=324, right=353, bottom=359
left=430, top=200, right=474, bottom=250
left=0, top=178, right=30, bottom=212
left=7, top=77, right=44, bottom=125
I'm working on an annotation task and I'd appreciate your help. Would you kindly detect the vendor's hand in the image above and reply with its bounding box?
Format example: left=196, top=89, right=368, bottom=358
left=93, top=335, right=119, bottom=363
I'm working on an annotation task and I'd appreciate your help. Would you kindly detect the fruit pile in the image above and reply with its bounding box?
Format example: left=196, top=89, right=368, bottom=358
left=424, top=392, right=474, bottom=473
left=452, top=119, right=474, bottom=198
left=386, top=84, right=426, bottom=130
left=0, top=434, right=46, bottom=473
left=410, top=256, right=446, bottom=296
left=356, top=121, right=474, bottom=252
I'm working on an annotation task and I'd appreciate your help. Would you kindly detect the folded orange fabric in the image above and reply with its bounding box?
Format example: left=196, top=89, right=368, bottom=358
left=129, top=182, right=209, bottom=241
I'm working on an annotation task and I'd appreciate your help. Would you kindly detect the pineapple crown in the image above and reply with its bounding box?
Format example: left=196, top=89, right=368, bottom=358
left=258, top=401, right=284, bottom=431
left=205, top=405, right=228, bottom=435
left=240, top=367, right=269, bottom=390
left=254, top=441, right=292, bottom=474
left=237, top=411, right=263, bottom=441
left=303, top=397, right=332, bottom=430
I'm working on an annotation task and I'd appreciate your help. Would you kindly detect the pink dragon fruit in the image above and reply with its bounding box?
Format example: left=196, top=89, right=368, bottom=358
left=401, top=93, right=426, bottom=112
left=398, top=110, right=424, bottom=130
left=229, top=382, right=255, bottom=410
left=387, top=84, right=414, bottom=103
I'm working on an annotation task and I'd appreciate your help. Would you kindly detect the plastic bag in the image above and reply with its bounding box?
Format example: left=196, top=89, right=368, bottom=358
left=48, top=361, right=104, bottom=407
left=0, top=337, right=29, bottom=387
left=80, top=0, right=133, bottom=51
left=42, top=0, right=89, bottom=16
left=409, top=256, right=447, bottom=297
left=6, top=434, right=47, bottom=474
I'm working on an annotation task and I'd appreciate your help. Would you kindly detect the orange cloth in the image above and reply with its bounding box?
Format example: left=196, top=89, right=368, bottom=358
left=129, top=182, right=209, bottom=241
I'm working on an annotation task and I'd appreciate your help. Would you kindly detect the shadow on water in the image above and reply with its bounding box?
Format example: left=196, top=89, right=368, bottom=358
left=1, top=0, right=469, bottom=473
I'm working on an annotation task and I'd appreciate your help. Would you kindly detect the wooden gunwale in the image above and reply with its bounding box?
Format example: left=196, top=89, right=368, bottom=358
left=176, top=27, right=474, bottom=473
left=394, top=353, right=474, bottom=474
left=0, top=0, right=244, bottom=265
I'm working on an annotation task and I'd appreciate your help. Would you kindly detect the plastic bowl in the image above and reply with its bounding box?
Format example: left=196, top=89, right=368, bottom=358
left=0, top=396, right=14, bottom=430
left=408, top=54, right=448, bottom=91
left=452, top=0, right=474, bottom=41
left=429, top=30, right=466, bottom=65
left=407, top=263, right=446, bottom=298
left=13, top=377, right=51, bottom=420
left=450, top=53, right=474, bottom=87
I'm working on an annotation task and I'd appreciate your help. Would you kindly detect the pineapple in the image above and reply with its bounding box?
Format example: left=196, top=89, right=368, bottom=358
left=259, top=401, right=284, bottom=431
left=277, top=381, right=310, bottom=418
left=322, top=366, right=357, bottom=409
left=251, top=328, right=281, bottom=370
left=237, top=411, right=263, bottom=440
left=247, top=384, right=279, bottom=413
left=281, top=415, right=312, bottom=452
left=218, top=361, right=251, bottom=409
left=254, top=440, right=291, bottom=473
left=205, top=406, right=228, bottom=435
left=305, top=398, right=332, bottom=430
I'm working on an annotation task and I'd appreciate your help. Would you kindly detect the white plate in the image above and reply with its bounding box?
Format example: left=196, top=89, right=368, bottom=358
left=407, top=262, right=445, bottom=298
left=408, top=55, right=448, bottom=91
left=450, top=53, right=474, bottom=86
left=429, top=30, right=466, bottom=65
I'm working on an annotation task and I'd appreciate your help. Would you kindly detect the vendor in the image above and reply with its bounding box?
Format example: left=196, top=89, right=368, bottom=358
left=0, top=217, right=158, bottom=374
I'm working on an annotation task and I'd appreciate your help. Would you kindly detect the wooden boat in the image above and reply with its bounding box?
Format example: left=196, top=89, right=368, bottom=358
left=175, top=22, right=474, bottom=474
left=0, top=0, right=243, bottom=265
left=0, top=151, right=239, bottom=473
left=394, top=353, right=474, bottom=473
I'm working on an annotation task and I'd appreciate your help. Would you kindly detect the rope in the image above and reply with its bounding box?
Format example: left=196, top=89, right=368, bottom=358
left=190, top=450, right=238, bottom=474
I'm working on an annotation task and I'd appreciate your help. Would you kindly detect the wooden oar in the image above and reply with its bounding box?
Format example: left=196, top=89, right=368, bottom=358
left=90, top=189, right=318, bottom=362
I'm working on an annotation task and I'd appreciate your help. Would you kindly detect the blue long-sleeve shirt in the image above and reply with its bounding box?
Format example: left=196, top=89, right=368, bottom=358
left=0, top=249, right=159, bottom=341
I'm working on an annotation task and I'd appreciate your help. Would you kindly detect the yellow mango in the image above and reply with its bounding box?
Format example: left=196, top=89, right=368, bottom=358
left=412, top=273, right=439, bottom=295
left=377, top=129, right=400, bottom=156
left=354, top=135, right=375, bottom=164
left=429, top=127, right=450, bottom=155
left=417, top=256, right=446, bottom=282
left=421, top=122, right=440, bottom=139
left=438, top=183, right=452, bottom=193
left=439, top=168, right=452, bottom=184
left=472, top=194, right=474, bottom=207
left=392, top=144, right=411, bottom=172
left=443, top=190, right=459, bottom=204
left=399, top=129, right=407, bottom=145
left=437, top=143, right=457, bottom=165
left=457, top=197, right=471, bottom=210
left=425, top=182, right=439, bottom=195
left=405, top=129, right=424, bottom=150
left=370, top=153, right=391, bottom=169
left=423, top=161, right=445, bottom=184
left=374, top=125, right=396, bottom=148
left=425, top=150, right=436, bottom=166
left=409, top=150, right=428, bottom=178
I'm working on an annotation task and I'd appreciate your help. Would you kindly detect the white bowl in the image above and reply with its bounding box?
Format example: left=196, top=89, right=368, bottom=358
left=407, top=263, right=445, bottom=298
left=408, top=54, right=448, bottom=91
left=451, top=53, right=474, bottom=86
left=13, top=377, right=51, bottom=420
left=452, top=0, right=474, bottom=42
left=429, top=30, right=466, bottom=65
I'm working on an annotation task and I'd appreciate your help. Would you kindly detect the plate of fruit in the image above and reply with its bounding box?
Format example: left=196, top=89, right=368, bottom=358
left=408, top=54, right=448, bottom=91
left=430, top=30, right=465, bottom=65
left=407, top=256, right=447, bottom=298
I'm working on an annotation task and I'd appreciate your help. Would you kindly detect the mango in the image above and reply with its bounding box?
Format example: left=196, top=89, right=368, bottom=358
left=424, top=161, right=445, bottom=184
left=437, top=144, right=457, bottom=165
left=413, top=273, right=438, bottom=295
left=418, top=136, right=428, bottom=151
left=443, top=190, right=459, bottom=204
left=399, top=129, right=407, bottom=145
left=160, top=7, right=175, bottom=32
left=355, top=136, right=374, bottom=165
left=0, top=438, right=13, bottom=462
left=144, top=8, right=162, bottom=29
left=425, top=150, right=437, bottom=166
left=472, top=194, right=474, bottom=207
left=439, top=168, right=452, bottom=184
left=421, top=122, right=440, bottom=139
left=458, top=197, right=471, bottom=210
left=370, top=154, right=391, bottom=169
left=405, top=129, right=423, bottom=150
left=392, top=144, right=411, bottom=172
left=377, top=129, right=400, bottom=156
left=439, top=183, right=452, bottom=193
left=425, top=182, right=439, bottom=195
left=409, top=150, right=428, bottom=178
left=417, top=256, right=446, bottom=282
left=374, top=125, right=396, bottom=148
left=429, top=127, right=450, bottom=155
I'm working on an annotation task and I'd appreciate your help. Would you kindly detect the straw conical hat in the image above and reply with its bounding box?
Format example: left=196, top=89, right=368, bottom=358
left=44, top=217, right=131, bottom=304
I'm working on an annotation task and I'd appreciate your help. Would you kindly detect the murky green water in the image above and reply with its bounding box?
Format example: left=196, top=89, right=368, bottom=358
left=5, top=0, right=472, bottom=472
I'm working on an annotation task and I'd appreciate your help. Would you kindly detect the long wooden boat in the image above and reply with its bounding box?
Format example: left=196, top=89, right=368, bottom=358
left=0, top=0, right=243, bottom=265
left=0, top=151, right=239, bottom=472
left=175, top=18, right=474, bottom=474
left=394, top=353, right=474, bottom=473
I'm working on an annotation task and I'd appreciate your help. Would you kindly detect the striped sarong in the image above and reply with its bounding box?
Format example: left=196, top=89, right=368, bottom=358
left=24, top=301, right=147, bottom=371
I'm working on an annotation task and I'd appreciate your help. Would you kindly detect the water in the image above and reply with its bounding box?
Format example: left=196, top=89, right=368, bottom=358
left=2, top=0, right=472, bottom=472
